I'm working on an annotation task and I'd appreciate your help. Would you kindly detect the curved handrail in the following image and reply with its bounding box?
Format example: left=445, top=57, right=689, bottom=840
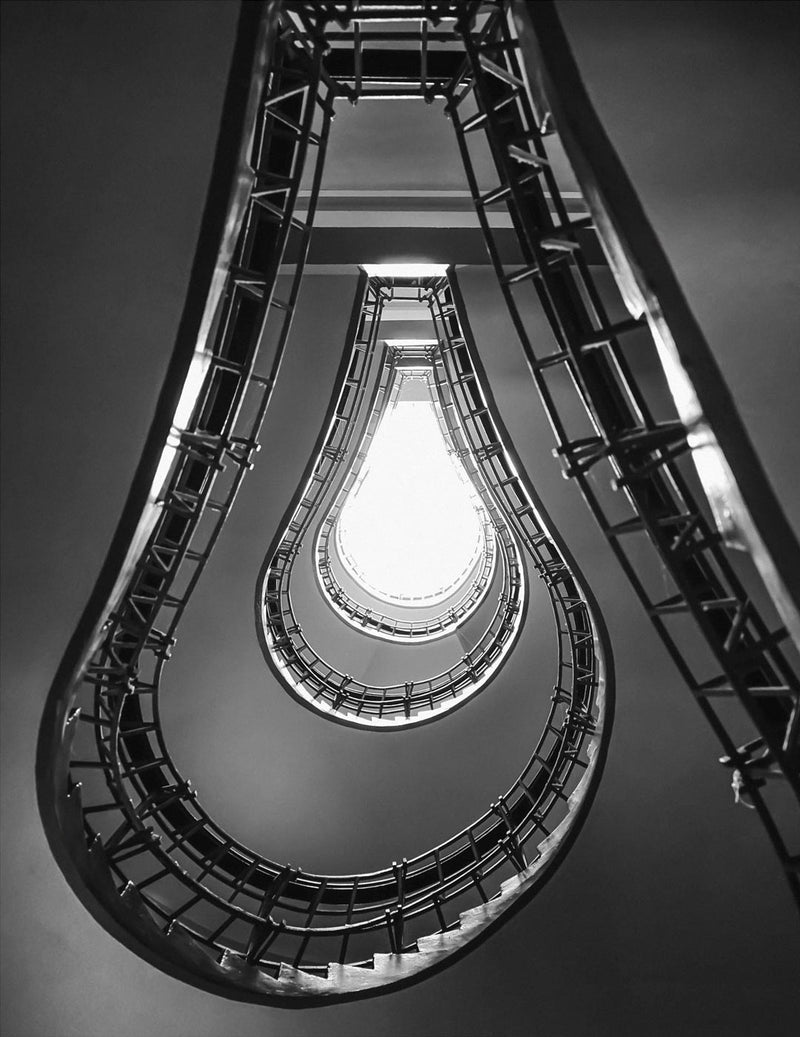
left=36, top=0, right=615, bottom=1006
left=270, top=285, right=501, bottom=645
left=515, top=0, right=800, bottom=655
left=256, top=293, right=526, bottom=727
left=448, top=0, right=799, bottom=905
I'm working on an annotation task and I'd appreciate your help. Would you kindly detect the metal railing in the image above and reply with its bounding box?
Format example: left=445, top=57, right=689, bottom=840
left=257, top=285, right=526, bottom=725
left=35, top=0, right=796, bottom=1006
left=447, top=0, right=799, bottom=906
left=271, top=283, right=502, bottom=644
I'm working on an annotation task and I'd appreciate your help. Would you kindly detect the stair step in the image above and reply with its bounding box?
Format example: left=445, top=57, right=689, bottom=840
left=416, top=929, right=461, bottom=953
left=372, top=952, right=412, bottom=975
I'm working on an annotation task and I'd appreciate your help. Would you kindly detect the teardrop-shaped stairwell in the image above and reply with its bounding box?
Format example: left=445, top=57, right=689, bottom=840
left=35, top=0, right=798, bottom=1011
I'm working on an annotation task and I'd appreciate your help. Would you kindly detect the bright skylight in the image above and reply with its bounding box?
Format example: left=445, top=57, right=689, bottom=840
left=362, top=263, right=448, bottom=278
left=336, top=390, right=488, bottom=605
left=384, top=339, right=438, bottom=347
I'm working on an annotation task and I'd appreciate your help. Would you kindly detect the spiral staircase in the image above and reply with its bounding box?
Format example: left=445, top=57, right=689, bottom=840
left=36, top=0, right=799, bottom=1007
